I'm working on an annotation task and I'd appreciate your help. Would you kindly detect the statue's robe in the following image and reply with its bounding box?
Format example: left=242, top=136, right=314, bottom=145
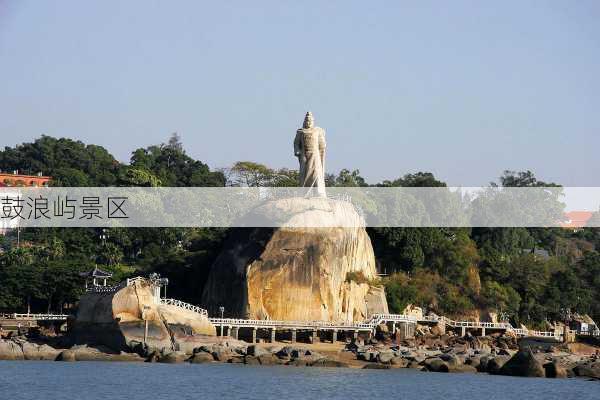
left=294, top=126, right=326, bottom=197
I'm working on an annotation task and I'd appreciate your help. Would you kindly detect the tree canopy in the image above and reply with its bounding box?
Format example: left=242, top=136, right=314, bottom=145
left=0, top=137, right=598, bottom=329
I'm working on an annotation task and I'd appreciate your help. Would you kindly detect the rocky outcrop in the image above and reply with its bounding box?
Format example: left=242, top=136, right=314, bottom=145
left=0, top=339, right=61, bottom=361
left=0, top=339, right=25, bottom=360
left=544, top=361, right=569, bottom=378
left=573, top=361, right=600, bottom=379
left=73, top=278, right=215, bottom=353
left=202, top=197, right=388, bottom=321
left=498, top=348, right=545, bottom=377
left=21, top=342, right=60, bottom=360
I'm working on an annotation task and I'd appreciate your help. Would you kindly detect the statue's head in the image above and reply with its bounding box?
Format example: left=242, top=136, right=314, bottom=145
left=303, top=111, right=314, bottom=129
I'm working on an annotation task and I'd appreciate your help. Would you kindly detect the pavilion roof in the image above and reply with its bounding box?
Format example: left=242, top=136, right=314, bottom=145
left=80, top=266, right=113, bottom=278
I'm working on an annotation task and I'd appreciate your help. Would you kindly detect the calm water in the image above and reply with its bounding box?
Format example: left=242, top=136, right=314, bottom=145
left=0, top=361, right=597, bottom=400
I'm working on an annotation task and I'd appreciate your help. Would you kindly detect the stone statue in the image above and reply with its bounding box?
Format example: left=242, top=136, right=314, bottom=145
left=294, top=112, right=327, bottom=197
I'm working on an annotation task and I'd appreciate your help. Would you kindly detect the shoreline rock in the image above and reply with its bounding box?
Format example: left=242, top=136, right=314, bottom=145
left=1, top=334, right=599, bottom=380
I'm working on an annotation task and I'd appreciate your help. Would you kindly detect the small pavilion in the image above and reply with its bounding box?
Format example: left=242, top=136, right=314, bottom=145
left=80, top=266, right=113, bottom=289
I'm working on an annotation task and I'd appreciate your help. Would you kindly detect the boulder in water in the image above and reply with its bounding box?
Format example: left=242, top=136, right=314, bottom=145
left=498, top=348, right=545, bottom=377
left=0, top=340, right=24, bottom=360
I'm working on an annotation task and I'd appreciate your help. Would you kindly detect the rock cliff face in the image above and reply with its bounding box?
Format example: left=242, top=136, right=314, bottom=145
left=202, top=197, right=388, bottom=321
left=73, top=279, right=215, bottom=354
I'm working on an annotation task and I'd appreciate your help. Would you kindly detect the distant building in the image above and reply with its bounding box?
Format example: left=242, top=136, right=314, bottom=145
left=569, top=314, right=599, bottom=336
left=0, top=171, right=51, bottom=187
left=80, top=266, right=113, bottom=289
left=0, top=171, right=51, bottom=235
left=560, top=211, right=593, bottom=231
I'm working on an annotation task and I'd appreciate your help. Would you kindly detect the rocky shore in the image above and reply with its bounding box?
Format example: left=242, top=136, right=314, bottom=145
left=1, top=331, right=599, bottom=381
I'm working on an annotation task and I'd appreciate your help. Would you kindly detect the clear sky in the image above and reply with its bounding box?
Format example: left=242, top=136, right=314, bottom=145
left=1, top=1, right=598, bottom=186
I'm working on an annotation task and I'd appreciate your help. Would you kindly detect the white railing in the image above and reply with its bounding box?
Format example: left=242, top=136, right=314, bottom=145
left=207, top=315, right=558, bottom=341
left=208, top=317, right=378, bottom=331
left=86, top=284, right=121, bottom=293
left=159, top=298, right=208, bottom=316
left=126, top=277, right=146, bottom=286
left=369, top=314, right=418, bottom=325
left=417, top=314, right=560, bottom=339
left=10, top=313, right=68, bottom=321
left=577, top=330, right=600, bottom=337
left=207, top=313, right=561, bottom=339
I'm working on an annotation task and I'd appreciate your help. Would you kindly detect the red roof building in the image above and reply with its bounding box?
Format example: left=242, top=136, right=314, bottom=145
left=561, top=211, right=593, bottom=228
left=0, top=172, right=51, bottom=187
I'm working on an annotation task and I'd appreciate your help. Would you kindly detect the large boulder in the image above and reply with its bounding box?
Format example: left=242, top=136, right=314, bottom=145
left=424, top=357, right=450, bottom=372
left=544, top=361, right=568, bottom=378
left=310, top=358, right=349, bottom=368
left=498, top=349, right=545, bottom=377
left=56, top=349, right=77, bottom=362
left=22, top=342, right=60, bottom=360
left=158, top=351, right=188, bottom=364
left=73, top=278, right=215, bottom=354
left=246, top=344, right=270, bottom=358
left=377, top=350, right=395, bottom=364
left=201, top=198, right=388, bottom=321
left=0, top=340, right=24, bottom=360
left=573, top=361, right=600, bottom=380
left=189, top=352, right=214, bottom=364
left=486, top=355, right=510, bottom=374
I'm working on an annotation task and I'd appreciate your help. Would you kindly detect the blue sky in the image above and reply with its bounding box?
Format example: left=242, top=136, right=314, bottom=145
left=1, top=1, right=598, bottom=185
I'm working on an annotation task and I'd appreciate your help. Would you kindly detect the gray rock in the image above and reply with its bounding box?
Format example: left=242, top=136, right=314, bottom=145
left=406, top=354, right=426, bottom=364
left=573, top=362, right=600, bottom=380
left=424, top=357, right=449, bottom=373
left=466, top=356, right=481, bottom=370
left=211, top=346, right=234, bottom=362
left=310, top=358, right=349, bottom=368
left=439, top=353, right=461, bottom=366
left=195, top=344, right=216, bottom=354
left=544, top=361, right=568, bottom=378
left=407, top=360, right=423, bottom=369
left=363, top=363, right=391, bottom=369
left=158, top=351, right=188, bottom=364
left=0, top=340, right=24, bottom=360
left=256, top=354, right=282, bottom=365
left=377, top=350, right=395, bottom=364
left=276, top=346, right=304, bottom=359
left=390, top=356, right=409, bottom=368
left=21, top=342, right=57, bottom=360
left=498, top=349, right=545, bottom=378
left=146, top=351, right=160, bottom=363
left=189, top=352, right=214, bottom=364
left=246, top=345, right=270, bottom=357
left=227, top=355, right=245, bottom=364
left=486, top=355, right=510, bottom=374
left=359, top=350, right=378, bottom=362
left=287, top=359, right=309, bottom=367
left=449, top=364, right=478, bottom=373
left=244, top=355, right=261, bottom=365
left=56, top=349, right=76, bottom=362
